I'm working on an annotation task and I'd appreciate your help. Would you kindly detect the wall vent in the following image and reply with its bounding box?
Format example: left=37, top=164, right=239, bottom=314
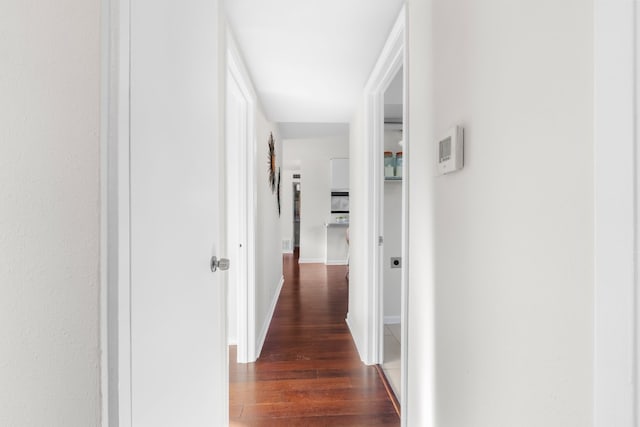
left=293, top=174, right=301, bottom=179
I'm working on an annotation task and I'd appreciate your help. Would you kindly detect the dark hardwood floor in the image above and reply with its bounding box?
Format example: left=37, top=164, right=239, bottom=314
left=229, top=251, right=400, bottom=426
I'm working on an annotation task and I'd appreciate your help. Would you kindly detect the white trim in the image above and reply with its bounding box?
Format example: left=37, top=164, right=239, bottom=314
left=325, top=260, right=349, bottom=266
left=298, top=258, right=326, bottom=264
left=217, top=13, right=230, bottom=425
left=112, top=0, right=133, bottom=425
left=593, top=1, right=637, bottom=426
left=399, top=29, right=411, bottom=427
left=384, top=316, right=401, bottom=325
left=226, top=31, right=259, bottom=364
left=255, top=276, right=285, bottom=357
left=101, top=0, right=133, bottom=424
left=637, top=2, right=640, bottom=421
left=362, top=6, right=405, bottom=367
left=100, top=0, right=110, bottom=422
left=282, top=250, right=294, bottom=254
left=101, top=0, right=132, bottom=425
left=362, top=7, right=411, bottom=427
left=345, top=315, right=363, bottom=359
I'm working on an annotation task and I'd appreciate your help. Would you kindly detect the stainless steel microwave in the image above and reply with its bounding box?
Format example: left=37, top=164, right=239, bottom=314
left=330, top=192, right=349, bottom=213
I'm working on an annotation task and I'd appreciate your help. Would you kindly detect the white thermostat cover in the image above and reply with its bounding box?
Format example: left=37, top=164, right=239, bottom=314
left=437, top=126, right=464, bottom=175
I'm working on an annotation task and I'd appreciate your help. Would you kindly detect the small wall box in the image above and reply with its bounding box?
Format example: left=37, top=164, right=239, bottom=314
left=437, top=126, right=464, bottom=175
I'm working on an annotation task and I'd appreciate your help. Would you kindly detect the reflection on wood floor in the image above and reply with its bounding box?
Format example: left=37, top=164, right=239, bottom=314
left=229, top=252, right=400, bottom=426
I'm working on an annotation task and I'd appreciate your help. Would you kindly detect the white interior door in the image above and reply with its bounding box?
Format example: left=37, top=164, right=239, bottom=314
left=129, top=0, right=227, bottom=425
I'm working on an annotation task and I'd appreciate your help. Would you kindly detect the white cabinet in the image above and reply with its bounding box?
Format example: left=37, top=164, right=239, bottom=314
left=330, top=158, right=349, bottom=190
left=325, top=223, right=349, bottom=265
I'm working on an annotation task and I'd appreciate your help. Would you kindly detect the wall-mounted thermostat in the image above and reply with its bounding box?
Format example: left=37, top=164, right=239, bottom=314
left=437, top=126, right=464, bottom=175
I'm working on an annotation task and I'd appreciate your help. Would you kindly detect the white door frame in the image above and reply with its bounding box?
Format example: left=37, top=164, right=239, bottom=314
left=362, top=6, right=411, bottom=422
left=363, top=5, right=405, bottom=365
left=226, top=32, right=259, bottom=363
left=593, top=1, right=638, bottom=426
left=100, top=0, right=133, bottom=424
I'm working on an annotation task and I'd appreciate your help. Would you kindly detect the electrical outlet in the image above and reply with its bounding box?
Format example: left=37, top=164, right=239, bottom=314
left=390, top=257, right=401, bottom=268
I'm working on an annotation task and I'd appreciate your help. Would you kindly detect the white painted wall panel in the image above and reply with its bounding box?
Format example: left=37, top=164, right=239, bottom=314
left=406, top=0, right=594, bottom=425
left=347, top=102, right=368, bottom=360
left=330, top=158, right=350, bottom=190
left=0, top=1, right=101, bottom=425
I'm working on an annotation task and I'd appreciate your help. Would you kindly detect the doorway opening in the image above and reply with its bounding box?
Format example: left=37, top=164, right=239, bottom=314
left=293, top=182, right=301, bottom=249
left=361, top=7, right=408, bottom=423
left=380, top=66, right=404, bottom=404
left=226, top=34, right=258, bottom=364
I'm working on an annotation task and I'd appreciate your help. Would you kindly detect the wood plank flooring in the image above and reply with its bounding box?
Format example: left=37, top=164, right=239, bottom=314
left=229, top=252, right=400, bottom=426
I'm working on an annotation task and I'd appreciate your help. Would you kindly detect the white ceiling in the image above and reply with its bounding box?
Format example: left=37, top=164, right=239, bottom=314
left=225, top=0, right=405, bottom=124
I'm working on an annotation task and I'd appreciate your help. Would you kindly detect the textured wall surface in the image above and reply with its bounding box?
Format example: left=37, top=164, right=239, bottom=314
left=0, top=1, right=102, bottom=426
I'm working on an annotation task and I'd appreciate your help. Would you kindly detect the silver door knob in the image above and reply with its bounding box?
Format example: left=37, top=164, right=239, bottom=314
left=210, top=256, right=230, bottom=272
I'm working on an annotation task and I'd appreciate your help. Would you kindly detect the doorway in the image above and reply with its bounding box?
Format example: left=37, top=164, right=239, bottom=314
left=360, top=7, right=408, bottom=422
left=293, top=181, right=301, bottom=249
left=380, top=67, right=404, bottom=402
left=226, top=34, right=258, bottom=364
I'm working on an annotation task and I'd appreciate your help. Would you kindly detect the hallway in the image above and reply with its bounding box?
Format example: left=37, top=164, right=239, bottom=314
left=229, top=253, right=400, bottom=426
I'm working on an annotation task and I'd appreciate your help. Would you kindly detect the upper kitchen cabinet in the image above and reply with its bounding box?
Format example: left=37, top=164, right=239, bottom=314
left=330, top=158, right=349, bottom=191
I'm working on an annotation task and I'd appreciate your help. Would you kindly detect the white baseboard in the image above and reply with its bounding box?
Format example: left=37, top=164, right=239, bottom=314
left=298, top=258, right=324, bottom=264
left=282, top=250, right=294, bottom=254
left=325, top=260, right=348, bottom=265
left=255, top=276, right=284, bottom=358
left=384, top=315, right=401, bottom=324
left=345, top=314, right=367, bottom=364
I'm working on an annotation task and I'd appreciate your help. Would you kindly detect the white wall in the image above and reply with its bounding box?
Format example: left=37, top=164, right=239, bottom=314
left=383, top=129, right=403, bottom=321
left=406, top=0, right=594, bottom=426
left=282, top=137, right=349, bottom=263
left=403, top=5, right=435, bottom=423
left=351, top=1, right=594, bottom=425
left=0, top=1, right=102, bottom=426
left=254, top=110, right=284, bottom=349
left=347, top=104, right=367, bottom=356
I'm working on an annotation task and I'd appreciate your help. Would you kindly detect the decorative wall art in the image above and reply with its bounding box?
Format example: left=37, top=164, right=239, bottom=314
left=267, top=132, right=276, bottom=193
left=277, top=167, right=281, bottom=216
